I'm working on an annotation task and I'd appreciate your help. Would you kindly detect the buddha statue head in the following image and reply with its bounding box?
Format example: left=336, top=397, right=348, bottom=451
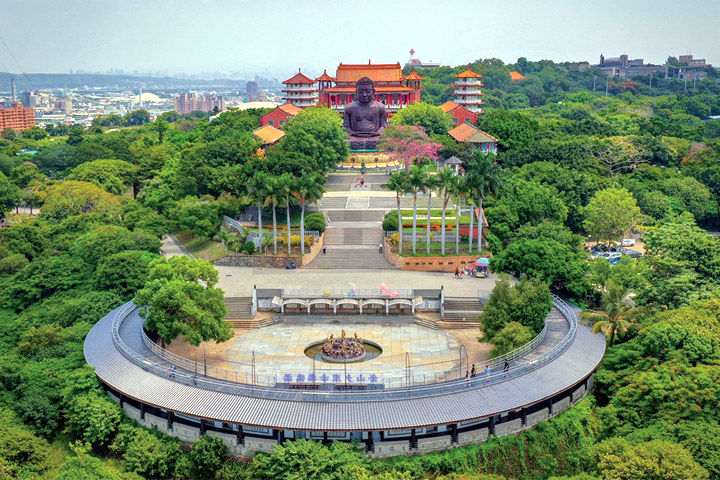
left=355, top=77, right=375, bottom=104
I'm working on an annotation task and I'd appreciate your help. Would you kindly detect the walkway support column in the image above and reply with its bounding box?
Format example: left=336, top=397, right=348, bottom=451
left=489, top=416, right=495, bottom=436
left=167, top=411, right=174, bottom=430
left=451, top=423, right=458, bottom=444
left=365, top=431, right=374, bottom=452
left=410, top=428, right=417, bottom=450
left=140, top=403, right=145, bottom=420
left=236, top=425, right=244, bottom=445
left=521, top=408, right=527, bottom=427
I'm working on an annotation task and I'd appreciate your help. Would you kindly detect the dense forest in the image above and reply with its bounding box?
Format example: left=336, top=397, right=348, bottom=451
left=0, top=57, right=719, bottom=479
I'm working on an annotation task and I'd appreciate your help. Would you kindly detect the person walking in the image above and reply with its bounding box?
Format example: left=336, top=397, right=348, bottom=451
left=378, top=243, right=383, bottom=253
left=465, top=370, right=469, bottom=387
left=470, top=364, right=476, bottom=378
left=454, top=267, right=460, bottom=278
left=504, top=361, right=510, bottom=377
left=322, top=245, right=327, bottom=255
left=485, top=365, right=491, bottom=378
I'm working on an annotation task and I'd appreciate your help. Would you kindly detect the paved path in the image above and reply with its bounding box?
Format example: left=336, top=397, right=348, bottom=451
left=216, top=265, right=498, bottom=297
left=161, top=234, right=192, bottom=258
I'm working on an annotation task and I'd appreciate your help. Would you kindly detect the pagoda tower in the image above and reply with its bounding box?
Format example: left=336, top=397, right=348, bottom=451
left=281, top=69, right=317, bottom=108
left=453, top=67, right=484, bottom=113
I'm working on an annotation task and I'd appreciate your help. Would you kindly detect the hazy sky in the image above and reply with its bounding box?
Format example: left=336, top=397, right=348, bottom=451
left=1, top=0, right=718, bottom=78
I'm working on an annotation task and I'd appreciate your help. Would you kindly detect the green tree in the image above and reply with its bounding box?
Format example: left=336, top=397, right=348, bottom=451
left=54, top=454, right=143, bottom=480
left=135, top=256, right=231, bottom=346
left=39, top=181, right=119, bottom=221
left=436, top=167, right=456, bottom=255
left=465, top=152, right=502, bottom=252
left=9, top=163, right=44, bottom=189
left=480, top=275, right=553, bottom=340
left=0, top=172, right=22, bottom=220
left=123, top=429, right=183, bottom=480
left=581, top=282, right=646, bottom=347
left=489, top=321, right=533, bottom=358
left=250, top=439, right=368, bottom=480
left=281, top=107, right=350, bottom=172
left=94, top=250, right=159, bottom=299
left=66, top=125, right=85, bottom=146
left=66, top=159, right=139, bottom=195
left=584, top=187, right=642, bottom=248
left=64, top=394, right=122, bottom=447
left=408, top=166, right=429, bottom=254
left=247, top=172, right=268, bottom=249
left=292, top=173, right=325, bottom=255
left=382, top=171, right=410, bottom=255
left=595, top=439, right=708, bottom=480
left=390, top=102, right=453, bottom=135
left=70, top=225, right=161, bottom=268
left=187, top=435, right=228, bottom=480
left=168, top=196, right=220, bottom=239
left=278, top=172, right=296, bottom=255
left=20, top=126, right=48, bottom=141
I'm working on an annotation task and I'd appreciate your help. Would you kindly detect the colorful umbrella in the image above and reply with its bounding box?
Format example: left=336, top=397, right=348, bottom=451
left=473, top=258, right=490, bottom=267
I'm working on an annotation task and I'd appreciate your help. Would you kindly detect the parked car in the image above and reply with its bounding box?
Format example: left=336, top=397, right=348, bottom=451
left=618, top=247, right=643, bottom=258
left=599, top=252, right=623, bottom=265
left=622, top=238, right=636, bottom=247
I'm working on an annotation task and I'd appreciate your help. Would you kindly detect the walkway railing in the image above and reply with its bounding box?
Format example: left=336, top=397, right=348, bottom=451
left=281, top=288, right=414, bottom=299
left=110, top=296, right=578, bottom=402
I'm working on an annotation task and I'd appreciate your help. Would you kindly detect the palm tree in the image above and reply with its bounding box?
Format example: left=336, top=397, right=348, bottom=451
left=382, top=171, right=410, bottom=255
left=293, top=173, right=325, bottom=256
left=247, top=172, right=268, bottom=250
left=452, top=175, right=467, bottom=254
left=466, top=152, right=502, bottom=252
left=261, top=176, right=282, bottom=255
left=436, top=168, right=456, bottom=255
left=214, top=228, right=232, bottom=254
left=424, top=174, right=439, bottom=254
left=580, top=282, right=646, bottom=347
left=408, top=166, right=429, bottom=254
left=278, top=173, right=295, bottom=256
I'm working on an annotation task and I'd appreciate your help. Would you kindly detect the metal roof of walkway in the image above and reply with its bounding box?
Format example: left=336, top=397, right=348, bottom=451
left=85, top=301, right=606, bottom=432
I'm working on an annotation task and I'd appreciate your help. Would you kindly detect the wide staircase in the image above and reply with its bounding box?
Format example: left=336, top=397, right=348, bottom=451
left=306, top=209, right=395, bottom=270
left=224, top=297, right=254, bottom=327
left=442, top=298, right=484, bottom=322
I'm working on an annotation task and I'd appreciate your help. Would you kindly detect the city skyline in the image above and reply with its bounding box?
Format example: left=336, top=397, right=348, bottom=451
left=0, top=0, right=718, bottom=79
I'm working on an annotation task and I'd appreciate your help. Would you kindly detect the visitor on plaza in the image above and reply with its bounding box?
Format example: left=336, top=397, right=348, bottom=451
left=378, top=243, right=383, bottom=253
left=504, top=361, right=510, bottom=376
left=485, top=365, right=491, bottom=377
left=465, top=370, right=469, bottom=387
left=471, top=364, right=476, bottom=378
left=323, top=245, right=327, bottom=254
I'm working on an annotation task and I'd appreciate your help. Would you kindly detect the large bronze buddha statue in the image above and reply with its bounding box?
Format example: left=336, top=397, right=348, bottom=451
left=343, top=76, right=387, bottom=150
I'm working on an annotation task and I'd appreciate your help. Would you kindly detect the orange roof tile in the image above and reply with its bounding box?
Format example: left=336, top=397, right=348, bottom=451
left=509, top=71, right=526, bottom=81
left=335, top=62, right=404, bottom=83
left=253, top=125, right=285, bottom=144
left=455, top=67, right=483, bottom=79
left=448, top=123, right=499, bottom=144
left=404, top=69, right=424, bottom=80
left=315, top=69, right=336, bottom=82
left=439, top=101, right=460, bottom=113
left=448, top=123, right=479, bottom=142
left=283, top=69, right=316, bottom=85
left=277, top=103, right=302, bottom=115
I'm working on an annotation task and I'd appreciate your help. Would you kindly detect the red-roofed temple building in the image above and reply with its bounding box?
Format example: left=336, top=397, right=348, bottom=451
left=316, top=62, right=423, bottom=113
left=453, top=68, right=484, bottom=114
left=282, top=69, right=318, bottom=108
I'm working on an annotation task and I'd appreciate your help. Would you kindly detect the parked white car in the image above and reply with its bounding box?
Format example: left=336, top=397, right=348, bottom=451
left=622, top=238, right=636, bottom=247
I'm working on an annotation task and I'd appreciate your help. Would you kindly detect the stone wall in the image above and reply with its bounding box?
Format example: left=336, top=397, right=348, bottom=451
left=494, top=418, right=522, bottom=437
left=417, top=435, right=452, bottom=453
left=383, top=239, right=490, bottom=273
left=213, top=233, right=324, bottom=268
left=371, top=440, right=410, bottom=458
left=458, top=428, right=488, bottom=445
left=526, top=408, right=549, bottom=427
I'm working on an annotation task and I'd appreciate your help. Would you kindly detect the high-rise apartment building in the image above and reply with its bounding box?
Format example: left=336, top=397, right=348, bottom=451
left=173, top=93, right=225, bottom=115
left=0, top=103, right=35, bottom=131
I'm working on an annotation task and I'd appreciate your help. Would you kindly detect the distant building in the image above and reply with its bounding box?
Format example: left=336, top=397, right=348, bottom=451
left=667, top=54, right=713, bottom=82
left=281, top=69, right=317, bottom=108
left=596, top=54, right=664, bottom=77
left=260, top=103, right=302, bottom=128
left=246, top=81, right=260, bottom=101
left=55, top=99, right=72, bottom=114
left=404, top=49, right=441, bottom=70
left=453, top=68, right=484, bottom=114
left=22, top=90, right=39, bottom=108
left=438, top=100, right=477, bottom=125
left=0, top=103, right=35, bottom=131
left=448, top=123, right=498, bottom=153
left=173, top=93, right=225, bottom=115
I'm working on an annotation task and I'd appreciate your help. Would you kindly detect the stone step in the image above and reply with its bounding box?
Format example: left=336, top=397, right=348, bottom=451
left=325, top=210, right=386, bottom=222
left=305, top=247, right=395, bottom=269
left=442, top=311, right=481, bottom=322
left=413, top=317, right=439, bottom=330
left=224, top=297, right=254, bottom=319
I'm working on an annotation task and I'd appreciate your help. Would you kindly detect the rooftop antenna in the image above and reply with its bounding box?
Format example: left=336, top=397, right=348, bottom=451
left=409, top=48, right=415, bottom=59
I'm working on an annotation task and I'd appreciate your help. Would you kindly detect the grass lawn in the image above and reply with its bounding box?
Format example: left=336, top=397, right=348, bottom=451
left=175, top=232, right=228, bottom=262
